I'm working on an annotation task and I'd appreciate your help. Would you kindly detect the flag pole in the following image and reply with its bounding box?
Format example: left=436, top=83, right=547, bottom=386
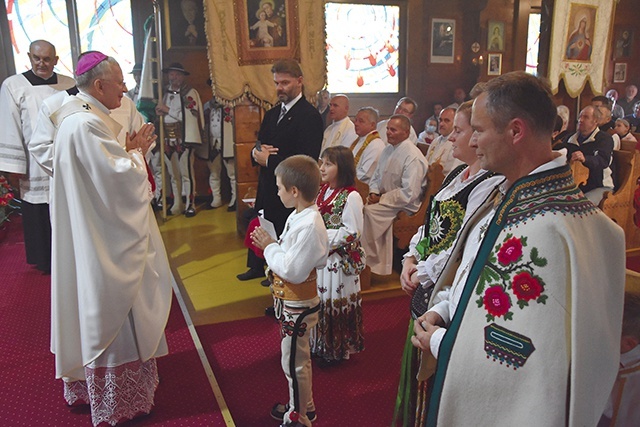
left=152, top=0, right=167, bottom=220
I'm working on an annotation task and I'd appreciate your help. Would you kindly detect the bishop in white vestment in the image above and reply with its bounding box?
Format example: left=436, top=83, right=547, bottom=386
left=50, top=52, right=172, bottom=427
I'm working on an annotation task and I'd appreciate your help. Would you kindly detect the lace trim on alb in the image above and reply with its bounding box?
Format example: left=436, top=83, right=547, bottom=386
left=63, top=358, right=159, bottom=426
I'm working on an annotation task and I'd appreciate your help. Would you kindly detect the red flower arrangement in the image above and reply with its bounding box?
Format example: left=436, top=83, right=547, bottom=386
left=0, top=174, right=16, bottom=225
left=511, top=272, right=543, bottom=301
left=483, top=286, right=511, bottom=317
left=497, top=237, right=523, bottom=266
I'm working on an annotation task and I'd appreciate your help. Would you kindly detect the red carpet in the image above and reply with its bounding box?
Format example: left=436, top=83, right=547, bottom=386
left=0, top=217, right=226, bottom=426
left=196, top=296, right=410, bottom=427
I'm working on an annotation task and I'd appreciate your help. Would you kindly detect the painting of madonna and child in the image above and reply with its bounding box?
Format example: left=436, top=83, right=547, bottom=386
left=564, top=4, right=597, bottom=62
left=246, top=0, right=288, bottom=48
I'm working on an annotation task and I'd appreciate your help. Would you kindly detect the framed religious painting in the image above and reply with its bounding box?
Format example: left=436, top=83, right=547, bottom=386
left=613, top=63, right=627, bottom=83
left=431, top=18, right=455, bottom=64
left=613, top=28, right=633, bottom=60
left=234, top=0, right=300, bottom=66
left=563, top=3, right=597, bottom=62
left=487, top=53, right=502, bottom=76
left=164, top=0, right=208, bottom=50
left=487, top=21, right=505, bottom=52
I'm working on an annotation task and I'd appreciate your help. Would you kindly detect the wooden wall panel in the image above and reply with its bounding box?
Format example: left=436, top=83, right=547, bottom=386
left=234, top=104, right=262, bottom=235
left=235, top=104, right=262, bottom=143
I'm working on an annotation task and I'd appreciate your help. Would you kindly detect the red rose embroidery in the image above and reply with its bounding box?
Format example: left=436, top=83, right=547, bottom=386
left=483, top=286, right=511, bottom=317
left=497, top=237, right=523, bottom=265
left=186, top=96, right=196, bottom=110
left=511, top=272, right=542, bottom=301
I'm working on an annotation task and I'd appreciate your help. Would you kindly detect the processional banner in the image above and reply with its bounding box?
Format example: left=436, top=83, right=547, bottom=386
left=204, top=0, right=326, bottom=108
left=548, top=0, right=616, bottom=97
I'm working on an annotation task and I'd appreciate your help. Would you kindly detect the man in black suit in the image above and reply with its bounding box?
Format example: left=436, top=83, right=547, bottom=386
left=237, top=59, right=324, bottom=282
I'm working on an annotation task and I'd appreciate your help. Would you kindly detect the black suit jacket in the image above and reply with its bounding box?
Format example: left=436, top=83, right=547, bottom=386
left=255, top=96, right=323, bottom=234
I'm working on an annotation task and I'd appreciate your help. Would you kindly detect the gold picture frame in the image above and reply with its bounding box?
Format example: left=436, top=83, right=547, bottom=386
left=430, top=18, right=455, bottom=64
left=234, top=0, right=300, bottom=66
left=487, top=21, right=505, bottom=52
left=164, top=0, right=207, bottom=50
left=613, top=63, right=627, bottom=83
left=487, top=53, right=502, bottom=76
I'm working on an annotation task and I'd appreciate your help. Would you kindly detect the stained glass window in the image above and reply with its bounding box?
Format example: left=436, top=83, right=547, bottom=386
left=4, top=0, right=73, bottom=75
left=76, top=0, right=135, bottom=83
left=5, top=0, right=135, bottom=86
left=325, top=3, right=400, bottom=94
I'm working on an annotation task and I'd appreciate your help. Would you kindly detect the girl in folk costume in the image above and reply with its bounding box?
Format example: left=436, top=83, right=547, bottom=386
left=393, top=101, right=504, bottom=426
left=311, top=146, right=366, bottom=364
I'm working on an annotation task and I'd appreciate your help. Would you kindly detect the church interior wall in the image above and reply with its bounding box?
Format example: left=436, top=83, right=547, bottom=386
left=2, top=0, right=638, bottom=200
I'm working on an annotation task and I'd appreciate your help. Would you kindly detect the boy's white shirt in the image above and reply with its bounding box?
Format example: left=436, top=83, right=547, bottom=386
left=263, top=205, right=329, bottom=307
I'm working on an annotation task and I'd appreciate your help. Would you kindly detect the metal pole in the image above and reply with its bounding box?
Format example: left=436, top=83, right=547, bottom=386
left=152, top=0, right=166, bottom=220
left=66, top=0, right=81, bottom=71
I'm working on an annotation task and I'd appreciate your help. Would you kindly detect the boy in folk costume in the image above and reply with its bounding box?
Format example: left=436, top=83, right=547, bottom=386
left=155, top=62, right=203, bottom=217
left=251, top=155, right=328, bottom=427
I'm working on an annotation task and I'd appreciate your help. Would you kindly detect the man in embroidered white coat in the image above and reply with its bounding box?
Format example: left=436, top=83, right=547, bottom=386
left=49, top=52, right=172, bottom=426
left=412, top=72, right=625, bottom=427
left=155, top=63, right=204, bottom=217
left=320, top=94, right=357, bottom=153
left=350, top=107, right=385, bottom=184
left=362, top=115, right=428, bottom=276
left=0, top=40, right=75, bottom=273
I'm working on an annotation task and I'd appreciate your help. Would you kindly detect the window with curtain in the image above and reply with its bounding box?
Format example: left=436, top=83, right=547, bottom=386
left=5, top=0, right=135, bottom=86
left=325, top=2, right=401, bottom=94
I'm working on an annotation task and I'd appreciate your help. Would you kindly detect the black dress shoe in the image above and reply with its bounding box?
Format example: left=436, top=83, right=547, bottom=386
left=265, top=306, right=276, bottom=317
left=227, top=202, right=236, bottom=212
left=261, top=278, right=271, bottom=287
left=237, top=268, right=265, bottom=281
left=184, top=206, right=196, bottom=217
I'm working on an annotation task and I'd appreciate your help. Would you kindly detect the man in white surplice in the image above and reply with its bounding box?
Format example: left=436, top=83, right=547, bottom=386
left=362, top=115, right=428, bottom=275
left=349, top=106, right=385, bottom=184
left=320, top=94, right=357, bottom=153
left=49, top=52, right=172, bottom=426
left=0, top=40, right=75, bottom=274
left=376, top=97, right=419, bottom=145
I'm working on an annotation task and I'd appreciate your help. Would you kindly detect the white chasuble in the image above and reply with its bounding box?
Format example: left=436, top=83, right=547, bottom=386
left=50, top=93, right=172, bottom=379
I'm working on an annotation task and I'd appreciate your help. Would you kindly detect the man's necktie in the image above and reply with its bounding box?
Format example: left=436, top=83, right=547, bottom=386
left=278, top=105, right=287, bottom=124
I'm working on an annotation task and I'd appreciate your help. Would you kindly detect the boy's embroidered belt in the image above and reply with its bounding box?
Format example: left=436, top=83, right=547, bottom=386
left=269, top=270, right=317, bottom=301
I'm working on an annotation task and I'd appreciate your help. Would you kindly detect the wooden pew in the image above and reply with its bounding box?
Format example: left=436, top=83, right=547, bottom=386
left=354, top=178, right=369, bottom=204
left=599, top=141, right=640, bottom=250
left=393, top=163, right=445, bottom=250
left=570, top=160, right=590, bottom=188
left=360, top=164, right=444, bottom=290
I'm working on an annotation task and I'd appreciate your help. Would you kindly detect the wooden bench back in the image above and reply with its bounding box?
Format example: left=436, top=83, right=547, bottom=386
left=600, top=145, right=640, bottom=250
left=393, top=162, right=445, bottom=249
left=570, top=160, right=589, bottom=187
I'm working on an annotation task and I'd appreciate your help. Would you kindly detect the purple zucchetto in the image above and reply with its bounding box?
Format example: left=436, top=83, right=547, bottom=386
left=76, top=51, right=108, bottom=76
